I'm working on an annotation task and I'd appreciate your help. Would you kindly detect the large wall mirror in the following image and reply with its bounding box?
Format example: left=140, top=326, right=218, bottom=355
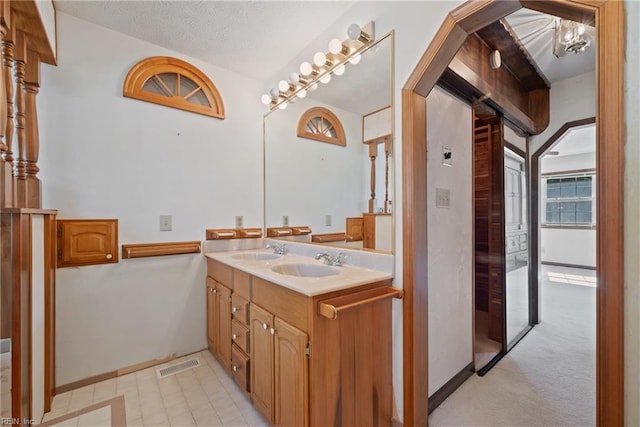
left=264, top=32, right=394, bottom=252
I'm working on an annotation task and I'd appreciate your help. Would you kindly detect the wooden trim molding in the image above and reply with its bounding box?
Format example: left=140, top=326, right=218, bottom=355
left=123, top=56, right=225, bottom=119
left=121, top=240, right=201, bottom=259
left=427, top=362, right=475, bottom=414
left=297, top=106, right=347, bottom=146
left=206, top=228, right=263, bottom=240
left=402, top=2, right=623, bottom=425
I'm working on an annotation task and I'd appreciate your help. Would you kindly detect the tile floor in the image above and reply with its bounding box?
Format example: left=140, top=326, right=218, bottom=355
left=42, top=350, right=267, bottom=427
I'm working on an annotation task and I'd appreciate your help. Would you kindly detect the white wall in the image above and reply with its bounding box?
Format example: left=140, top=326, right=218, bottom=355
left=624, top=1, right=640, bottom=425
left=541, top=152, right=595, bottom=174
left=426, top=87, right=473, bottom=394
left=529, top=71, right=596, bottom=155
left=39, top=13, right=264, bottom=385
left=264, top=98, right=366, bottom=233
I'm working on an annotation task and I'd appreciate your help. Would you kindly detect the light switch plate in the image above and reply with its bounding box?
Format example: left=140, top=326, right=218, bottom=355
left=160, top=215, right=172, bottom=231
left=282, top=216, right=289, bottom=227
left=235, top=216, right=244, bottom=228
left=436, top=188, right=450, bottom=208
left=325, top=215, right=332, bottom=226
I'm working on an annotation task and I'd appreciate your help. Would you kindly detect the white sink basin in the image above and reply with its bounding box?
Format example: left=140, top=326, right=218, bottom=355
left=231, top=252, right=281, bottom=261
left=271, top=263, right=339, bottom=278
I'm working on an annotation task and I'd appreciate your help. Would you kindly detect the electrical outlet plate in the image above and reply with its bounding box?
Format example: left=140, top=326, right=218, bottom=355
left=282, top=216, right=289, bottom=227
left=325, top=215, right=332, bottom=226
left=235, top=216, right=244, bottom=228
left=436, top=188, right=450, bottom=208
left=160, top=215, right=172, bottom=231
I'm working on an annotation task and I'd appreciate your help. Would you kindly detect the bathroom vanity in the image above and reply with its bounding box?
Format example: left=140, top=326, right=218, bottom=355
left=204, top=248, right=399, bottom=426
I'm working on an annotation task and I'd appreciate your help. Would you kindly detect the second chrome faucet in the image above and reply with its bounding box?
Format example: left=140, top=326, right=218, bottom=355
left=315, top=251, right=346, bottom=266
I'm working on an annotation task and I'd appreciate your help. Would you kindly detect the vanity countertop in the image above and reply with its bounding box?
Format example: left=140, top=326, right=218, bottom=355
left=204, top=249, right=393, bottom=297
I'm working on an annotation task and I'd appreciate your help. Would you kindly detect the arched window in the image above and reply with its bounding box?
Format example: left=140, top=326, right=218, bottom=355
left=297, top=107, right=346, bottom=146
left=123, top=56, right=225, bottom=119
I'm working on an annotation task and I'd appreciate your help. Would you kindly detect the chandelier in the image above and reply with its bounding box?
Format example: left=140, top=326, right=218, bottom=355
left=553, top=18, right=593, bottom=57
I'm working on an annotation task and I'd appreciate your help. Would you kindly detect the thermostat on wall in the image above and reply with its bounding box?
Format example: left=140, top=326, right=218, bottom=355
left=442, top=146, right=452, bottom=167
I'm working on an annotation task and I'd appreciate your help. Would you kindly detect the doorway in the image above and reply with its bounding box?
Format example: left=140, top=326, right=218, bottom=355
left=401, top=1, right=624, bottom=425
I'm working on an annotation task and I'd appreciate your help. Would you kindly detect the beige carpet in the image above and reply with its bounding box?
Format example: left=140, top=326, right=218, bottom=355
left=430, top=266, right=596, bottom=427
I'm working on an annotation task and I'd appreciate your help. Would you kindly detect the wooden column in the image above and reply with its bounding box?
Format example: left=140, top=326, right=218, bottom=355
left=0, top=1, right=10, bottom=207
left=13, top=30, right=26, bottom=206
left=368, top=143, right=377, bottom=213
left=23, top=50, right=40, bottom=208
left=3, top=13, right=15, bottom=206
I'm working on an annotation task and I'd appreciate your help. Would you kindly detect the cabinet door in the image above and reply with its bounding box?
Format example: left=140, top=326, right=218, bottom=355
left=57, top=219, right=118, bottom=267
left=250, top=304, right=275, bottom=423
left=216, top=284, right=232, bottom=370
left=274, top=318, right=309, bottom=427
left=206, top=278, right=217, bottom=351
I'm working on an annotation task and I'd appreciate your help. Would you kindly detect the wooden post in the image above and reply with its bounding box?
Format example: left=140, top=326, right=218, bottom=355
left=14, top=30, right=26, bottom=206
left=23, top=49, right=40, bottom=208
left=0, top=1, right=11, bottom=207
left=368, top=143, right=377, bottom=213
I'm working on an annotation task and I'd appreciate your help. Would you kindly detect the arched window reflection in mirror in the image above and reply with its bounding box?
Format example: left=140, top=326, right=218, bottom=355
left=297, top=107, right=347, bottom=146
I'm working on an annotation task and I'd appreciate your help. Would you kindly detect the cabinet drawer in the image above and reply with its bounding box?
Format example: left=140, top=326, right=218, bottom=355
left=231, top=293, right=250, bottom=325
left=231, top=345, right=250, bottom=393
left=232, top=320, right=250, bottom=354
left=207, top=258, right=233, bottom=288
left=233, top=270, right=251, bottom=299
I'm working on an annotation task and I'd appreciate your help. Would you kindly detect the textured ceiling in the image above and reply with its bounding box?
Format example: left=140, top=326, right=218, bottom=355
left=55, top=0, right=357, bottom=82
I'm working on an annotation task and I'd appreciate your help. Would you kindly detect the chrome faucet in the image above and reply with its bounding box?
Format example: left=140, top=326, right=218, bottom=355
left=314, top=251, right=346, bottom=266
left=265, top=243, right=287, bottom=255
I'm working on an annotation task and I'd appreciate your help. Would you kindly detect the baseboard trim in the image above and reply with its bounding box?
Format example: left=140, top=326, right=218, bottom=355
left=428, top=362, right=474, bottom=414
left=542, top=261, right=596, bottom=271
left=54, top=350, right=205, bottom=395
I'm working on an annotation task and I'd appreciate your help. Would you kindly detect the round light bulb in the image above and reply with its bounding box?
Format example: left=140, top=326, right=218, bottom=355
left=261, top=94, right=272, bottom=105
left=320, top=73, right=331, bottom=84
left=309, top=82, right=318, bottom=91
left=289, top=72, right=300, bottom=83
left=576, top=24, right=586, bottom=35
left=328, top=38, right=343, bottom=55
left=296, top=89, right=307, bottom=99
left=278, top=102, right=287, bottom=110
left=300, top=61, right=313, bottom=76
left=333, top=64, right=346, bottom=76
left=348, top=53, right=361, bottom=65
left=347, top=23, right=361, bottom=41
left=278, top=80, right=291, bottom=92
left=313, top=52, right=327, bottom=67
left=269, top=87, right=279, bottom=98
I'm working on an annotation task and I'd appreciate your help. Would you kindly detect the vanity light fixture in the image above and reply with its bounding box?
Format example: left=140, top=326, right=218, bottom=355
left=261, top=21, right=375, bottom=110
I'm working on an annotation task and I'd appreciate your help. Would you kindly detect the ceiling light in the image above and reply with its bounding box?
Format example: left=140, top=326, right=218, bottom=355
left=261, top=21, right=375, bottom=110
left=553, top=18, right=592, bottom=57
left=348, top=53, right=361, bottom=65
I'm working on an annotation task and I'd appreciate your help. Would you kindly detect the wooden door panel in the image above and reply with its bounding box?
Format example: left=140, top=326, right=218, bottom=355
left=206, top=278, right=216, bottom=350
left=250, top=304, right=274, bottom=423
left=216, top=284, right=232, bottom=370
left=274, top=318, right=308, bottom=427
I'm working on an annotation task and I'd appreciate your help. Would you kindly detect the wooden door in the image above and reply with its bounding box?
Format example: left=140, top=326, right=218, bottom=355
left=206, top=278, right=216, bottom=351
left=216, top=283, right=232, bottom=370
left=473, top=102, right=506, bottom=347
left=274, top=318, right=308, bottom=427
left=250, top=304, right=275, bottom=422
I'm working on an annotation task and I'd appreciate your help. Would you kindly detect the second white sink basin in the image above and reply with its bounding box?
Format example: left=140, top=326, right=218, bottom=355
left=231, top=252, right=281, bottom=261
left=271, top=263, right=339, bottom=278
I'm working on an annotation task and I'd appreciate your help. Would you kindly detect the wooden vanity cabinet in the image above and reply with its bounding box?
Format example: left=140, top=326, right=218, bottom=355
left=206, top=256, right=397, bottom=426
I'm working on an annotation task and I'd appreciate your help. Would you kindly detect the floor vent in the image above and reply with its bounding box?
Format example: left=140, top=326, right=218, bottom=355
left=156, top=357, right=200, bottom=379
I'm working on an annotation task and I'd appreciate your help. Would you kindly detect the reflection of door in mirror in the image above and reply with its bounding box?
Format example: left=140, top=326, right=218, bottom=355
left=264, top=33, right=394, bottom=253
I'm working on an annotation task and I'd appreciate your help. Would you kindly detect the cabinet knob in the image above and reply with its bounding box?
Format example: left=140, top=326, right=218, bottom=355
left=270, top=327, right=276, bottom=335
left=213, top=289, right=218, bottom=294
left=232, top=364, right=239, bottom=372
left=262, top=323, right=268, bottom=330
left=232, top=307, right=238, bottom=314
left=106, top=254, right=113, bottom=260
left=232, top=334, right=237, bottom=340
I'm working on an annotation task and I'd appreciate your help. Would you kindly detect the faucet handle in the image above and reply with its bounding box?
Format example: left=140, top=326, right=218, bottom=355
left=337, top=253, right=347, bottom=265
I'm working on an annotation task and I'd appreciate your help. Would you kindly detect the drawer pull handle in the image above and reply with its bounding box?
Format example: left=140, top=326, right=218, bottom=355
left=106, top=254, right=113, bottom=260
left=232, top=307, right=238, bottom=314
left=232, top=364, right=239, bottom=372
left=232, top=334, right=238, bottom=340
